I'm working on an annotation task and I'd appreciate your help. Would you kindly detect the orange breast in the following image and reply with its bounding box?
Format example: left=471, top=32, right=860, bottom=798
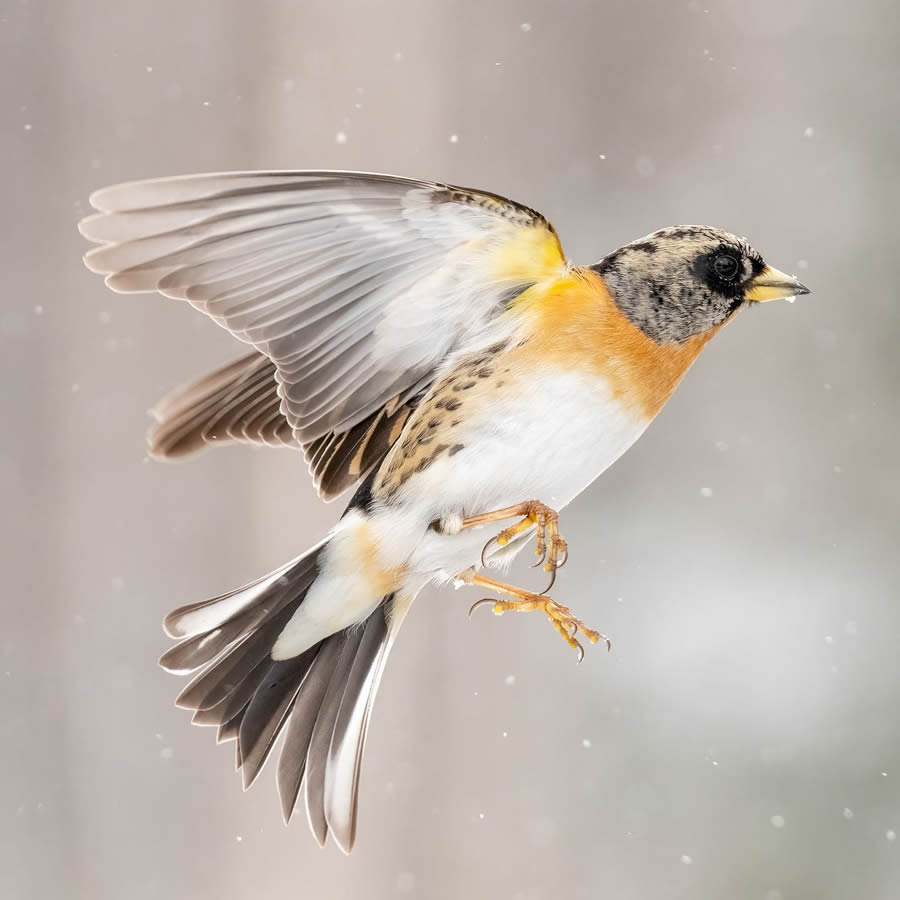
left=511, top=268, right=720, bottom=420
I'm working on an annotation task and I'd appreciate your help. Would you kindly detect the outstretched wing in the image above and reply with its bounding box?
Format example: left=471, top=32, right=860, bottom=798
left=80, top=170, right=566, bottom=448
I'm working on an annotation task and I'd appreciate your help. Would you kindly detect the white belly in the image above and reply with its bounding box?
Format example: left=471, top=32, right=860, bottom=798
left=389, top=368, right=650, bottom=580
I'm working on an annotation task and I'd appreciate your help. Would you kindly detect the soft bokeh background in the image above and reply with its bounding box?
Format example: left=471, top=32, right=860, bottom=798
left=3, top=0, right=899, bottom=898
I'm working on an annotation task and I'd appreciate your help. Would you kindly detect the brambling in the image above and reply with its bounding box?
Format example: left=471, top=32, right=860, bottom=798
left=79, top=170, right=809, bottom=852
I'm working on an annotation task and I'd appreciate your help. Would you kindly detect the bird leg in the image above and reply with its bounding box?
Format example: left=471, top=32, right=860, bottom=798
left=435, top=501, right=607, bottom=658
left=459, top=570, right=608, bottom=662
left=439, top=500, right=569, bottom=588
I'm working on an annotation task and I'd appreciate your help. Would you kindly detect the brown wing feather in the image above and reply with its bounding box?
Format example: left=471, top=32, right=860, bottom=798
left=303, top=396, right=417, bottom=500
left=148, top=353, right=293, bottom=458
left=149, top=352, right=422, bottom=500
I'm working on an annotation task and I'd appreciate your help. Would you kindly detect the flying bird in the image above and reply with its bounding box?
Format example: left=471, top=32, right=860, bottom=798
left=79, top=170, right=809, bottom=853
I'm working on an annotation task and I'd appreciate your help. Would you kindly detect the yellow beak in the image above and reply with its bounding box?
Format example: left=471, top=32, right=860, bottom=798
left=745, top=265, right=811, bottom=303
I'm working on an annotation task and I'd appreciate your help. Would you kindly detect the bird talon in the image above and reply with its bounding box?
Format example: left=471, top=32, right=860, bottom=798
left=468, top=597, right=497, bottom=617
left=457, top=503, right=603, bottom=658
left=471, top=501, right=570, bottom=580
left=542, top=565, right=558, bottom=594
left=480, top=536, right=500, bottom=568
left=531, top=543, right=549, bottom=569
left=462, top=571, right=607, bottom=660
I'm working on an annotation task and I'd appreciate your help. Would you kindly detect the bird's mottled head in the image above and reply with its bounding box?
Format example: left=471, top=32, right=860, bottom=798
left=591, top=225, right=810, bottom=343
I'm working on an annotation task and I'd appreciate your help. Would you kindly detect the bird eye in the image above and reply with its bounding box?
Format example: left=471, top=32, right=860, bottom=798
left=713, top=254, right=740, bottom=280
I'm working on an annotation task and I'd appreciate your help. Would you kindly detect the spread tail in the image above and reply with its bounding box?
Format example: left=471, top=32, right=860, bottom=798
left=160, top=535, right=408, bottom=853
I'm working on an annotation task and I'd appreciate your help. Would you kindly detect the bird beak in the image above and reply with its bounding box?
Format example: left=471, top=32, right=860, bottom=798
left=745, top=265, right=811, bottom=303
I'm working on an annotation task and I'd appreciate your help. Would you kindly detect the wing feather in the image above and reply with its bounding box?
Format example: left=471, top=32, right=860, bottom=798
left=81, top=170, right=565, bottom=445
left=147, top=350, right=422, bottom=500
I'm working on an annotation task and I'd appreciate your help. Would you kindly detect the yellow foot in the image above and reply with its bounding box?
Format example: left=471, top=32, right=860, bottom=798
left=463, top=572, right=610, bottom=662
left=457, top=500, right=569, bottom=589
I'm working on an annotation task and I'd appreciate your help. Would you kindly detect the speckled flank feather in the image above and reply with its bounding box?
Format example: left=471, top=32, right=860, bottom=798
left=375, top=341, right=508, bottom=499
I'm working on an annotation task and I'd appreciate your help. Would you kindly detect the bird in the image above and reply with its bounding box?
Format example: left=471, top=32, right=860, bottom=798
left=79, top=169, right=810, bottom=853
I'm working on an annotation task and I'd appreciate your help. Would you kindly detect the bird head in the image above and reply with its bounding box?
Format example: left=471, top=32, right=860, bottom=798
left=591, top=225, right=810, bottom=343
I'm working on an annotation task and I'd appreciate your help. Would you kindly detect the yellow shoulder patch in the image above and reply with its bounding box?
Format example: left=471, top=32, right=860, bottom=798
left=489, top=224, right=566, bottom=284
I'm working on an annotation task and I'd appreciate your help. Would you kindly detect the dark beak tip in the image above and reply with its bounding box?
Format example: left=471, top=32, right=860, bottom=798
left=795, top=282, right=811, bottom=296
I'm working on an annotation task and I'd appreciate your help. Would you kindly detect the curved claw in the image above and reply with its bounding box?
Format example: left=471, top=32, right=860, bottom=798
left=542, top=565, right=559, bottom=594
left=556, top=546, right=569, bottom=569
left=531, top=543, right=549, bottom=569
left=480, top=536, right=500, bottom=568
left=574, top=639, right=585, bottom=664
left=468, top=597, right=497, bottom=618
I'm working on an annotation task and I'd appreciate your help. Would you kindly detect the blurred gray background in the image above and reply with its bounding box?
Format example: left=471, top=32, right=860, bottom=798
left=2, top=0, right=899, bottom=898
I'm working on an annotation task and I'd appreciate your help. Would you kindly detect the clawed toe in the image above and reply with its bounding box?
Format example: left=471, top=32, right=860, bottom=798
left=454, top=501, right=609, bottom=661
left=466, top=577, right=609, bottom=661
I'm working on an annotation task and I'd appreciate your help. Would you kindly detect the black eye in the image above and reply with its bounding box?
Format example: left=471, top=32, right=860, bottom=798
left=713, top=254, right=740, bottom=280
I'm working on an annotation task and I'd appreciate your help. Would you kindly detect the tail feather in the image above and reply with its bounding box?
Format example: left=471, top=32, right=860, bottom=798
left=325, top=605, right=392, bottom=852
left=276, top=636, right=344, bottom=825
left=216, top=655, right=274, bottom=733
left=160, top=548, right=322, bottom=674
left=160, top=610, right=261, bottom=675
left=238, top=651, right=320, bottom=790
left=218, top=708, right=246, bottom=745
left=175, top=603, right=297, bottom=711
left=303, top=627, right=367, bottom=847
left=161, top=535, right=408, bottom=852
left=163, top=549, right=315, bottom=639
left=190, top=701, right=231, bottom=726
